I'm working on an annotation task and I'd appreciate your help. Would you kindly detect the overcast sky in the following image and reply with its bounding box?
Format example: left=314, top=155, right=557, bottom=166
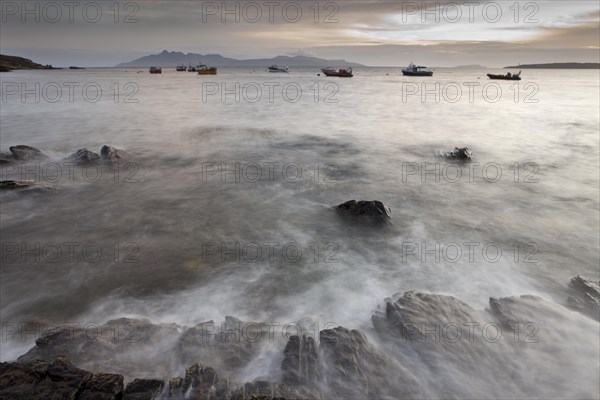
left=1, top=0, right=599, bottom=67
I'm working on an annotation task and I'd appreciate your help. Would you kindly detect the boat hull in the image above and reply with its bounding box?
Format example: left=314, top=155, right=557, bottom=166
left=402, top=71, right=433, bottom=77
left=198, top=70, right=217, bottom=75
left=487, top=74, right=521, bottom=81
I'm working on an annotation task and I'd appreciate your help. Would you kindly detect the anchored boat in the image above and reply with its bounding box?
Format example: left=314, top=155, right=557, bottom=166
left=198, top=65, right=217, bottom=75
left=321, top=67, right=353, bottom=77
left=402, top=63, right=433, bottom=76
left=176, top=65, right=186, bottom=71
left=268, top=65, right=289, bottom=73
left=487, top=71, right=522, bottom=81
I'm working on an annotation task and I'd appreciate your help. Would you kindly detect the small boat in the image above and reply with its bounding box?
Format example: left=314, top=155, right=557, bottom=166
left=176, top=65, right=186, bottom=71
left=198, top=65, right=217, bottom=75
left=268, top=65, right=289, bottom=73
left=487, top=71, right=521, bottom=81
left=149, top=67, right=162, bottom=74
left=402, top=63, right=433, bottom=76
left=321, top=67, right=353, bottom=77
left=187, top=64, right=197, bottom=72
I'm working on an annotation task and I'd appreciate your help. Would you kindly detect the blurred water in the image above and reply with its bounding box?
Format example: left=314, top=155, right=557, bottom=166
left=1, top=67, right=599, bottom=395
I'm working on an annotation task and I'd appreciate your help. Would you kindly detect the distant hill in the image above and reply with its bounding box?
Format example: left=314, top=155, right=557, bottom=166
left=505, top=63, right=600, bottom=69
left=116, top=50, right=365, bottom=68
left=0, top=54, right=56, bottom=72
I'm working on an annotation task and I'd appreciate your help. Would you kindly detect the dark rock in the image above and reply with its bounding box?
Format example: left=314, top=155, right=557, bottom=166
left=336, top=200, right=391, bottom=225
left=9, top=145, right=47, bottom=161
left=123, top=378, right=163, bottom=400
left=442, top=146, right=472, bottom=160
left=281, top=335, right=318, bottom=386
left=567, top=275, right=600, bottom=321
left=66, top=149, right=100, bottom=165
left=319, top=326, right=420, bottom=399
left=0, top=357, right=92, bottom=400
left=101, top=145, right=130, bottom=161
left=79, top=373, right=124, bottom=400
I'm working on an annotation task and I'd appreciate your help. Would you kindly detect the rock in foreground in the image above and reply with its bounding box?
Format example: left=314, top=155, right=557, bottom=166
left=101, top=145, right=130, bottom=161
left=442, top=146, right=472, bottom=160
left=336, top=200, right=391, bottom=225
left=9, top=145, right=47, bottom=161
left=66, top=149, right=100, bottom=165
left=567, top=275, right=600, bottom=321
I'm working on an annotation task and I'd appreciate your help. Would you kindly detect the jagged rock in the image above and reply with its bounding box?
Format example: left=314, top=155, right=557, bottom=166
left=79, top=373, right=124, bottom=400
left=372, top=291, right=481, bottom=341
left=123, top=378, right=163, bottom=400
left=9, top=145, right=47, bottom=161
left=319, top=327, right=420, bottom=399
left=281, top=335, right=318, bottom=386
left=18, top=318, right=182, bottom=381
left=66, top=148, right=100, bottom=165
left=0, top=357, right=92, bottom=400
left=101, top=145, right=130, bottom=161
left=567, top=275, right=600, bottom=321
left=442, top=146, right=472, bottom=160
left=336, top=200, right=391, bottom=225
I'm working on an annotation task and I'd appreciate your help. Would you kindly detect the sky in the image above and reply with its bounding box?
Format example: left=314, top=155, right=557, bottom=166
left=1, top=0, right=599, bottom=67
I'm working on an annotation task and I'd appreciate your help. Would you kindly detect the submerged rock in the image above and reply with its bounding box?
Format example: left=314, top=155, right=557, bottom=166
left=0, top=180, right=36, bottom=190
left=442, top=146, right=472, bottom=160
left=336, top=200, right=391, bottom=225
left=66, top=148, right=100, bottom=165
left=9, top=145, right=47, bottom=161
left=567, top=276, right=600, bottom=321
left=100, top=145, right=130, bottom=161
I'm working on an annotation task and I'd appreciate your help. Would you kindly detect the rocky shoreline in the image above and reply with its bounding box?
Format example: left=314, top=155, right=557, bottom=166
left=1, top=276, right=598, bottom=400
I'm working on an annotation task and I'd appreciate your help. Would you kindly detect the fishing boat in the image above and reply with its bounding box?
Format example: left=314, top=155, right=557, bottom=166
left=149, top=67, right=162, bottom=74
left=321, top=67, right=353, bottom=77
left=198, top=65, right=217, bottom=75
left=187, top=64, right=196, bottom=72
left=176, top=65, right=186, bottom=71
left=487, top=71, right=522, bottom=81
left=402, top=63, right=433, bottom=76
left=268, top=65, right=289, bottom=73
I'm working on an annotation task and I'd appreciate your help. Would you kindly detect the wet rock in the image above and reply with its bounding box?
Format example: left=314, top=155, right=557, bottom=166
left=442, top=146, right=472, bottom=160
left=0, top=357, right=92, bottom=400
left=567, top=275, right=600, bottom=321
left=9, top=145, right=47, bottom=161
left=79, top=373, right=124, bottom=400
left=122, top=378, right=163, bottom=400
left=66, top=148, right=100, bottom=165
left=319, top=327, right=420, bottom=399
left=101, top=145, right=130, bottom=161
left=281, top=335, right=318, bottom=386
left=336, top=200, right=391, bottom=225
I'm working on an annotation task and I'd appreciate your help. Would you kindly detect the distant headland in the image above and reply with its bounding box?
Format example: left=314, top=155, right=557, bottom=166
left=504, top=62, right=600, bottom=69
left=0, top=54, right=58, bottom=72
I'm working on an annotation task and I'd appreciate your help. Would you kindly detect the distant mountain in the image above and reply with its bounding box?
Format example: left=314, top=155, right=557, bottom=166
left=504, top=63, right=600, bottom=69
left=0, top=54, right=57, bottom=72
left=116, top=50, right=365, bottom=68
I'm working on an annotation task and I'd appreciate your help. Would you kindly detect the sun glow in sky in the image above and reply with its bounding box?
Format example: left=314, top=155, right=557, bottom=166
left=1, top=0, right=598, bottom=66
